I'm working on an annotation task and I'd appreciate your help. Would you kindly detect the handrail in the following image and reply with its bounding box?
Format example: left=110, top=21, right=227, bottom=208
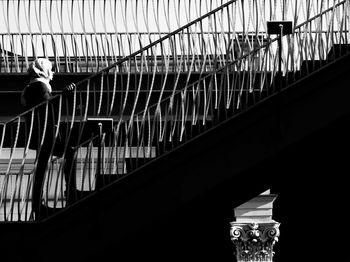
left=0, top=0, right=342, bottom=73
left=1, top=0, right=349, bottom=222
left=0, top=0, right=234, bottom=73
left=147, top=0, right=348, bottom=108
left=77, top=0, right=350, bottom=204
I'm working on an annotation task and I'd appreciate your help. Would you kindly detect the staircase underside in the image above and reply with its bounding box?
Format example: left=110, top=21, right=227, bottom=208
left=1, top=54, right=350, bottom=261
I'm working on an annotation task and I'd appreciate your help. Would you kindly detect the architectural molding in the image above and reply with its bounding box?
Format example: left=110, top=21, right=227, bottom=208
left=230, top=222, right=280, bottom=262
left=230, top=190, right=280, bottom=262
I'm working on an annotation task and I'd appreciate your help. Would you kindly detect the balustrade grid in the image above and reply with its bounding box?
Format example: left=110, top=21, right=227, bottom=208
left=1, top=0, right=350, bottom=221
left=0, top=0, right=342, bottom=73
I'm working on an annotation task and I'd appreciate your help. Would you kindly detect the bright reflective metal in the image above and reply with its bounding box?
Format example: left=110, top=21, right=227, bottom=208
left=1, top=0, right=349, bottom=221
left=0, top=0, right=342, bottom=72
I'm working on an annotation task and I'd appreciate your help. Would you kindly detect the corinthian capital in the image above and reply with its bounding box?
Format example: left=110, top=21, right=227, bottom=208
left=230, top=222, right=280, bottom=262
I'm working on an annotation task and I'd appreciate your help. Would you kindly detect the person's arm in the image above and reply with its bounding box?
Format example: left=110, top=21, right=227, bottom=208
left=62, top=83, right=76, bottom=96
left=42, top=87, right=52, bottom=101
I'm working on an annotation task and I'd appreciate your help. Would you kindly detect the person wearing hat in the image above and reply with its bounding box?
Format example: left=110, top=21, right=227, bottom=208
left=21, top=58, right=75, bottom=109
left=21, top=58, right=75, bottom=220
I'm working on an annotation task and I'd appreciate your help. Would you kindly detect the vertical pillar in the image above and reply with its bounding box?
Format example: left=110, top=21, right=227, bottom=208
left=230, top=190, right=280, bottom=262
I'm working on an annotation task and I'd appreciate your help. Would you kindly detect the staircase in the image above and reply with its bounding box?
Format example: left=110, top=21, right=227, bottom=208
left=1, top=46, right=350, bottom=261
left=1, top=0, right=350, bottom=261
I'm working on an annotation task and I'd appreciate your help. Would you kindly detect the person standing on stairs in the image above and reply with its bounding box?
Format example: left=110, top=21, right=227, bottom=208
left=21, top=58, right=76, bottom=220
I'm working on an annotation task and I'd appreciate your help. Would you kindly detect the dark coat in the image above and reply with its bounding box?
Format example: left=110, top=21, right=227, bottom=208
left=21, top=81, right=62, bottom=155
left=21, top=81, right=52, bottom=109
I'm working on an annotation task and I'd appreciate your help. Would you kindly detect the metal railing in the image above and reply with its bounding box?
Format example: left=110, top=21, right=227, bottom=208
left=1, top=0, right=350, bottom=221
left=0, top=0, right=231, bottom=73
left=0, top=0, right=342, bottom=73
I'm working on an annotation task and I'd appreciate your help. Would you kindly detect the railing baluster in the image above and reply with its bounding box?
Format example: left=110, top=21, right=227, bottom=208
left=1, top=0, right=350, bottom=221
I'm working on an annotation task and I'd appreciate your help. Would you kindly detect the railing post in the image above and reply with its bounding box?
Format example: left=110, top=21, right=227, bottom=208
left=86, top=118, right=113, bottom=190
left=230, top=190, right=280, bottom=262
left=97, top=122, right=103, bottom=188
left=278, top=25, right=283, bottom=87
left=267, top=21, right=293, bottom=92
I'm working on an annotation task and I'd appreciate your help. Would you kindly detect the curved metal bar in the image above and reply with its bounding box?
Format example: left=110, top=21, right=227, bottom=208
left=1, top=0, right=349, bottom=222
left=0, top=0, right=340, bottom=73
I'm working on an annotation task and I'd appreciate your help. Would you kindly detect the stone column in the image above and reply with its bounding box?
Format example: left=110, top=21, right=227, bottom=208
left=230, top=190, right=280, bottom=262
